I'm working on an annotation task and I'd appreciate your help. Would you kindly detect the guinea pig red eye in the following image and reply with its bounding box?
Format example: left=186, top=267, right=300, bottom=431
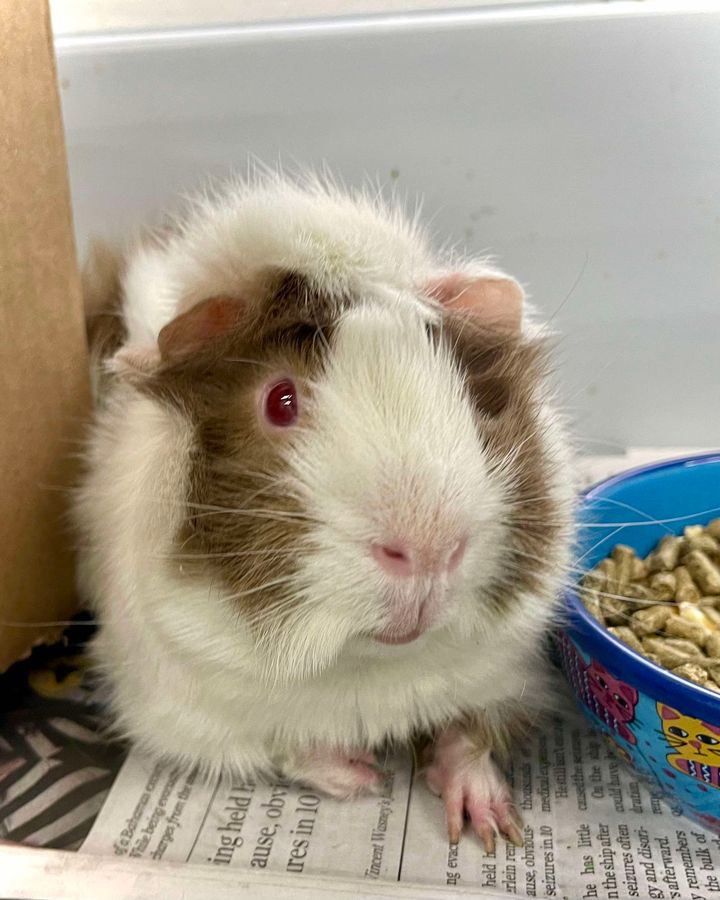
left=263, top=379, right=298, bottom=427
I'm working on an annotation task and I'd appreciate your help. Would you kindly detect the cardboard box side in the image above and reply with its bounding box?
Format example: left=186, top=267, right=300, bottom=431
left=0, top=0, right=91, bottom=670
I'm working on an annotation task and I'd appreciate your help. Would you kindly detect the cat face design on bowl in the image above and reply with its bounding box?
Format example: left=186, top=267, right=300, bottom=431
left=657, top=702, right=720, bottom=788
left=585, top=660, right=639, bottom=745
left=559, top=635, right=639, bottom=745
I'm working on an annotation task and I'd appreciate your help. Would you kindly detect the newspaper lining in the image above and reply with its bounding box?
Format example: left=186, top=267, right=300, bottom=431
left=80, top=707, right=720, bottom=899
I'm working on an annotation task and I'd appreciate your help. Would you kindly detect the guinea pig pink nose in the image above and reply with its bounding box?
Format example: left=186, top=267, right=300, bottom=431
left=371, top=538, right=467, bottom=577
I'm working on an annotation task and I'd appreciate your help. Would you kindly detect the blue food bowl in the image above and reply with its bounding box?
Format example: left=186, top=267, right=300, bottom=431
left=559, top=452, right=720, bottom=832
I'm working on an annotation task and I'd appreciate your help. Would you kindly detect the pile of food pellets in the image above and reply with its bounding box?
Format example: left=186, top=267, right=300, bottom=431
left=579, top=519, right=720, bottom=691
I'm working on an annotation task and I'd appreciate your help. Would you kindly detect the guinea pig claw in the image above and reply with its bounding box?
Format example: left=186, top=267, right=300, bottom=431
left=476, top=823, right=496, bottom=856
left=465, top=797, right=522, bottom=853
left=443, top=792, right=464, bottom=845
left=424, top=726, right=523, bottom=853
left=505, top=821, right=524, bottom=848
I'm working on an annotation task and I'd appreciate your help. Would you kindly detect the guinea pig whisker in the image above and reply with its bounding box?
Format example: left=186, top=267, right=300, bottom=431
left=155, top=549, right=287, bottom=561
left=230, top=576, right=297, bottom=602
left=579, top=510, right=720, bottom=529
left=205, top=478, right=293, bottom=512
left=509, top=494, right=570, bottom=507
left=499, top=543, right=585, bottom=573
left=574, top=526, right=633, bottom=565
left=222, top=357, right=276, bottom=369
left=497, top=547, right=685, bottom=608
left=487, top=433, right=539, bottom=476
left=581, top=494, right=687, bottom=531
left=536, top=252, right=589, bottom=335
left=189, top=508, right=314, bottom=523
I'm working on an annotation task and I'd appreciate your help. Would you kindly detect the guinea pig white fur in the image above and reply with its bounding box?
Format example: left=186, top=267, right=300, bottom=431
left=76, top=173, right=575, bottom=849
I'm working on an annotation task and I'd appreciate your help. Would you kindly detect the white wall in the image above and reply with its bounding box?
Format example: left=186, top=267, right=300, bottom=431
left=50, top=0, right=575, bottom=35
left=56, top=3, right=720, bottom=449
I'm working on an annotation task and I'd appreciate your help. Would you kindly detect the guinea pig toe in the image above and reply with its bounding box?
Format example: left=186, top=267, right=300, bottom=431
left=286, top=747, right=383, bottom=800
left=424, top=736, right=522, bottom=850
left=465, top=793, right=524, bottom=853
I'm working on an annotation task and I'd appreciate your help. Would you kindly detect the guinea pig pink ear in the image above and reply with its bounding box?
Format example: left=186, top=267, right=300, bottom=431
left=427, top=273, right=524, bottom=334
left=109, top=296, right=246, bottom=380
left=157, top=296, right=246, bottom=364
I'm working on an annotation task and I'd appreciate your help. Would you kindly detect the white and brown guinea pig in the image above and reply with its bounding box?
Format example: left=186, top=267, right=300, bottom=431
left=76, top=172, right=575, bottom=850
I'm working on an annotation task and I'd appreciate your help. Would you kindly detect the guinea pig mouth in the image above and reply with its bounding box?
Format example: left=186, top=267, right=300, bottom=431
left=373, top=585, right=443, bottom=645
left=374, top=624, right=424, bottom=645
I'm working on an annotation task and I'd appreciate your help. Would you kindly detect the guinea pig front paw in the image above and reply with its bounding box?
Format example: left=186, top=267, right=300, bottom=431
left=423, top=727, right=523, bottom=853
left=284, top=747, right=383, bottom=801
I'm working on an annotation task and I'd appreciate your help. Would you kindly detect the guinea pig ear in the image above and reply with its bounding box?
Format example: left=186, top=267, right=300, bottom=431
left=157, top=296, right=246, bottom=364
left=109, top=296, right=246, bottom=381
left=426, top=272, right=524, bottom=334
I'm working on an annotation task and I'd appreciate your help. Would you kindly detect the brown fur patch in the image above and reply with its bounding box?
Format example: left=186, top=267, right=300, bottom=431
left=440, top=314, right=564, bottom=612
left=137, top=272, right=340, bottom=625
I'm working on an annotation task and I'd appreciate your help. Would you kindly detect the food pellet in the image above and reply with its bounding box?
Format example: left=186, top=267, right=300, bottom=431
left=647, top=535, right=681, bottom=572
left=649, top=571, right=676, bottom=601
left=607, top=626, right=644, bottom=655
left=581, top=569, right=606, bottom=593
left=640, top=636, right=705, bottom=668
left=705, top=631, right=720, bottom=658
left=620, top=582, right=656, bottom=607
left=664, top=614, right=708, bottom=646
left=679, top=602, right=716, bottom=632
left=683, top=533, right=720, bottom=559
left=630, top=604, right=672, bottom=638
left=702, top=606, right=720, bottom=628
left=596, top=558, right=616, bottom=582
left=601, top=596, right=630, bottom=626
left=685, top=550, right=720, bottom=595
left=582, top=590, right=604, bottom=623
left=612, top=544, right=635, bottom=591
left=631, top=557, right=649, bottom=581
left=577, top=521, right=720, bottom=690
left=674, top=566, right=702, bottom=604
left=671, top=663, right=709, bottom=686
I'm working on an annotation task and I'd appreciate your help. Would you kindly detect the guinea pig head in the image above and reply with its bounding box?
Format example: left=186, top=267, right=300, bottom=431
left=114, top=269, right=563, bottom=684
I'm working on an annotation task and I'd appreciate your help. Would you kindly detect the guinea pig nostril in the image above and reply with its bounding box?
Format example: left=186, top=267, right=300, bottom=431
left=371, top=541, right=414, bottom=576
left=382, top=546, right=406, bottom=560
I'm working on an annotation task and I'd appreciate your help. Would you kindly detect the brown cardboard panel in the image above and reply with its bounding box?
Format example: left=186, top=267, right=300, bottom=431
left=0, top=0, right=91, bottom=670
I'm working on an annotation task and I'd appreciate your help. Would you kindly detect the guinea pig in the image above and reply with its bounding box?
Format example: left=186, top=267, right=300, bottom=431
left=76, top=173, right=575, bottom=851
